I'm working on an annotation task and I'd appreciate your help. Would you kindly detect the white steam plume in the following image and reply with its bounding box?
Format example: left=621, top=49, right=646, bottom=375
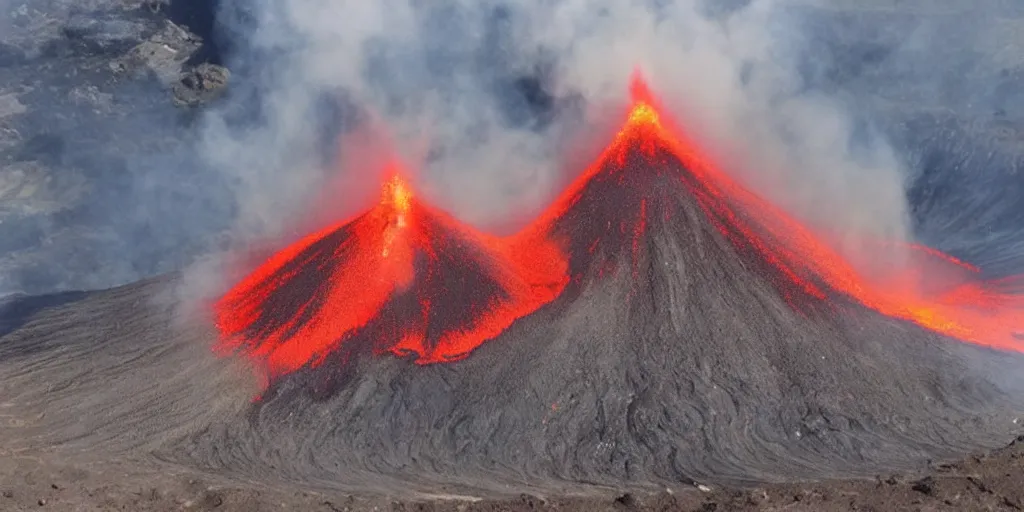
left=201, top=0, right=911, bottom=256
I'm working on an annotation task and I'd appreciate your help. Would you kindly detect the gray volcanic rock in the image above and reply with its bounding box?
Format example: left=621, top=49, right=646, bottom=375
left=0, top=0, right=229, bottom=295
left=173, top=61, right=229, bottom=106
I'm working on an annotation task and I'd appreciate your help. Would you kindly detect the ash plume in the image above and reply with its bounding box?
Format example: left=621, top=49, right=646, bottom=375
left=1, top=0, right=1019, bottom=297
left=184, top=0, right=1018, bottom=301
left=202, top=0, right=911, bottom=252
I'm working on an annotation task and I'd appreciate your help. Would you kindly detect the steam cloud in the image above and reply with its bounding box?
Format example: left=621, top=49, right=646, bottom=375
left=207, top=0, right=911, bottom=242
left=3, top=0, right=1021, bottom=296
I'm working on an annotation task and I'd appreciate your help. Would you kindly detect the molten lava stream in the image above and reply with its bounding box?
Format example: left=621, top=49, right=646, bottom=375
left=526, top=70, right=1024, bottom=352
left=216, top=73, right=1024, bottom=381
left=214, top=166, right=568, bottom=380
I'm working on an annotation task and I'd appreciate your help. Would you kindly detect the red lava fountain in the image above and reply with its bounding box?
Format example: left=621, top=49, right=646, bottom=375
left=524, top=70, right=1024, bottom=352
left=214, top=165, right=567, bottom=379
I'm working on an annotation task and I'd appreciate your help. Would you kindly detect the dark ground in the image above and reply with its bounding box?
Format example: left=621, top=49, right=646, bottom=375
left=3, top=1, right=1024, bottom=511
left=0, top=275, right=1022, bottom=511
left=2, top=436, right=1024, bottom=511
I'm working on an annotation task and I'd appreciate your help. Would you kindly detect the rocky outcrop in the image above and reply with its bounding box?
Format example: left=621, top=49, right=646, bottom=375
left=0, top=0, right=229, bottom=294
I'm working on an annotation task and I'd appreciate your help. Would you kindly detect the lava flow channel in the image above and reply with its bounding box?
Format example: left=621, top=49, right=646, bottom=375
left=214, top=169, right=568, bottom=379
left=522, top=71, right=1024, bottom=351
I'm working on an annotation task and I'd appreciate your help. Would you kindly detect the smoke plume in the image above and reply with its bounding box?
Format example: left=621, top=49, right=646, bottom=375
left=2, top=0, right=1021, bottom=296
left=205, top=0, right=910, bottom=240
left=186, top=0, right=927, bottom=304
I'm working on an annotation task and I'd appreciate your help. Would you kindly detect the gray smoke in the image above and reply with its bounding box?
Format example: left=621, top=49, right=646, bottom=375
left=190, top=0, right=1024, bottom=294
left=204, top=0, right=911, bottom=239
left=2, top=0, right=1022, bottom=296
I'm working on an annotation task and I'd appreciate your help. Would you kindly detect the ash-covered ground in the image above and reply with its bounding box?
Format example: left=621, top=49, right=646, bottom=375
left=4, top=1, right=1024, bottom=511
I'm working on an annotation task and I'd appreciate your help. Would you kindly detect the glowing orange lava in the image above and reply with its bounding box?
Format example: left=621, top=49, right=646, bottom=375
left=216, top=71, right=1024, bottom=385
left=214, top=164, right=567, bottom=379
left=531, top=70, right=1024, bottom=352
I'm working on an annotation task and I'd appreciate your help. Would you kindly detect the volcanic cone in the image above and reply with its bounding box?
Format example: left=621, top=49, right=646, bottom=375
left=213, top=170, right=567, bottom=380
left=518, top=88, right=829, bottom=315
left=520, top=74, right=1024, bottom=351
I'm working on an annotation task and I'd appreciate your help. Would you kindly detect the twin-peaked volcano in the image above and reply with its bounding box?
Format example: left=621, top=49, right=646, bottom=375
left=6, top=74, right=1024, bottom=495
left=207, top=95, right=1023, bottom=485
left=214, top=171, right=567, bottom=379
left=215, top=75, right=1024, bottom=387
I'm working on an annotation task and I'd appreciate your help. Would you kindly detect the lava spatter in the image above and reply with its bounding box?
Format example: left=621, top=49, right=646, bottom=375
left=214, top=166, right=568, bottom=379
left=525, top=70, right=1024, bottom=352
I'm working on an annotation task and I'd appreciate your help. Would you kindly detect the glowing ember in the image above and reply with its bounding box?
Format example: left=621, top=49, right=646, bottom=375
left=380, top=174, right=411, bottom=257
left=214, top=164, right=567, bottom=379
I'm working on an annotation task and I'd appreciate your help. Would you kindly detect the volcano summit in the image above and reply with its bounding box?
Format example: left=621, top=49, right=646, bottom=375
left=214, top=170, right=567, bottom=383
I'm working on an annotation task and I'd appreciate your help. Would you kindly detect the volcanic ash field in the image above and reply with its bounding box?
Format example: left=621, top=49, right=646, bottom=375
left=2, top=76, right=1024, bottom=499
